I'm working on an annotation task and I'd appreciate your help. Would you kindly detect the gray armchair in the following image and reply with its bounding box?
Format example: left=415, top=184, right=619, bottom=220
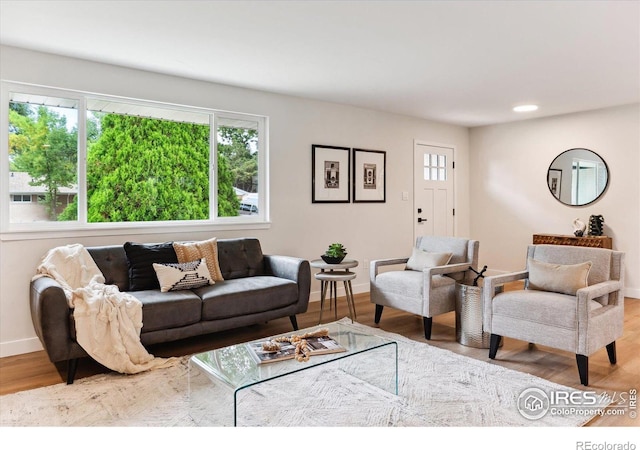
left=370, top=235, right=479, bottom=340
left=483, top=244, right=625, bottom=386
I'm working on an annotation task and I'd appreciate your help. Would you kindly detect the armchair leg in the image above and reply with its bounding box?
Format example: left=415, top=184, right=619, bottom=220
left=576, top=354, right=589, bottom=386
left=489, top=334, right=502, bottom=359
left=289, top=315, right=299, bottom=331
left=374, top=305, right=384, bottom=324
left=423, top=317, right=433, bottom=340
left=606, top=342, right=617, bottom=364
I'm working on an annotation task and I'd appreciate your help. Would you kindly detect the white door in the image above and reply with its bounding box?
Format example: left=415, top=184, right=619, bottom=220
left=414, top=141, right=455, bottom=239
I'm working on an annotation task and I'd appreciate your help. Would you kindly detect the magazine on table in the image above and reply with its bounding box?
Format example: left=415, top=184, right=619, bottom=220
left=247, top=335, right=346, bottom=365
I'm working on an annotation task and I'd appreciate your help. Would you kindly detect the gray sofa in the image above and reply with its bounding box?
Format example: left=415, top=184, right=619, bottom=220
left=30, top=237, right=311, bottom=384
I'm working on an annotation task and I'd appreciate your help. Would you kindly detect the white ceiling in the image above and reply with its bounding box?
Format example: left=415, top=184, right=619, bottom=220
left=1, top=0, right=639, bottom=127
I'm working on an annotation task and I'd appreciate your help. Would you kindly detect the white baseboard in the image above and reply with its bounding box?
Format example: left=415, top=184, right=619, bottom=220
left=0, top=336, right=43, bottom=358
left=625, top=287, right=640, bottom=300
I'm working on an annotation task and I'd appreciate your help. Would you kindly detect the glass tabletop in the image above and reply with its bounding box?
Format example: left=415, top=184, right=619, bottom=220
left=190, top=321, right=396, bottom=392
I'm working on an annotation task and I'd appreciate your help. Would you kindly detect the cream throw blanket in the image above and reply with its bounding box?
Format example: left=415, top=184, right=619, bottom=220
left=33, top=244, right=176, bottom=374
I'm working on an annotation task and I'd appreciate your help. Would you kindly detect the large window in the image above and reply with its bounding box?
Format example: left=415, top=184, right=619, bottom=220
left=2, top=83, right=267, bottom=232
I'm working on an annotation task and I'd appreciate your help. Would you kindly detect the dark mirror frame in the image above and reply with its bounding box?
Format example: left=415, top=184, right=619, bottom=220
left=547, top=148, right=609, bottom=207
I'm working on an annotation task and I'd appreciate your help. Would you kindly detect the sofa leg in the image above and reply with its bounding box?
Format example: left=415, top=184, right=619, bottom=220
left=489, top=334, right=502, bottom=359
left=289, top=315, right=299, bottom=331
left=606, top=342, right=617, bottom=364
left=66, top=358, right=78, bottom=385
left=423, top=317, right=433, bottom=340
left=576, top=354, right=589, bottom=386
left=374, top=305, right=384, bottom=324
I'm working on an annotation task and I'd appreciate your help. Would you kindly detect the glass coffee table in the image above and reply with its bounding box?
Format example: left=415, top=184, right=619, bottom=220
left=188, top=321, right=398, bottom=426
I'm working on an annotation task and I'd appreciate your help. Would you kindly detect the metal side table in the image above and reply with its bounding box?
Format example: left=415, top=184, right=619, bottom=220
left=455, top=281, right=503, bottom=348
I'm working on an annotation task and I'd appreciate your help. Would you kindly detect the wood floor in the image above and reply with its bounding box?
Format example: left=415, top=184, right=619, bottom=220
left=1, top=289, right=638, bottom=427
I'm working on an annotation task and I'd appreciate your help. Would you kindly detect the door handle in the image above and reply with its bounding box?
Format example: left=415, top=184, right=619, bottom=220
left=417, top=217, right=427, bottom=223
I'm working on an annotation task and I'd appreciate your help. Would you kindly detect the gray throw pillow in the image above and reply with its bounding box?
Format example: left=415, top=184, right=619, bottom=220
left=406, top=248, right=453, bottom=271
left=527, top=258, right=592, bottom=296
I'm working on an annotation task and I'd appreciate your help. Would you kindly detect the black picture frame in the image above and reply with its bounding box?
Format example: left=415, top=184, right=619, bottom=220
left=312, top=144, right=351, bottom=203
left=353, top=148, right=386, bottom=203
left=548, top=168, right=562, bottom=200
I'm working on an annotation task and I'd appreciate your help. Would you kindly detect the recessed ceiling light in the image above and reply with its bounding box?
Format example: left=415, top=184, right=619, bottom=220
left=513, top=104, right=539, bottom=112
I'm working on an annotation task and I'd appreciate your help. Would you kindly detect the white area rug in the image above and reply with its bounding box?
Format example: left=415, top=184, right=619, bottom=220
left=0, top=319, right=604, bottom=427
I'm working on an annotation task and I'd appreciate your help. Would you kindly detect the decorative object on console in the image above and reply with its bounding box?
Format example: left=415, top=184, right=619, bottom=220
left=322, top=242, right=348, bottom=264
left=589, top=214, right=605, bottom=236
left=572, top=218, right=586, bottom=237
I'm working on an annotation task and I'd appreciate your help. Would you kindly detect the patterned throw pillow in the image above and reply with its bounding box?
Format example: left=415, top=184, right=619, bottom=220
left=173, top=237, right=224, bottom=282
left=152, top=258, right=214, bottom=292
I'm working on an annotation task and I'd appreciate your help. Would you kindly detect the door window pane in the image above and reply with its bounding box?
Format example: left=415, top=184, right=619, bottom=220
left=423, top=152, right=448, bottom=181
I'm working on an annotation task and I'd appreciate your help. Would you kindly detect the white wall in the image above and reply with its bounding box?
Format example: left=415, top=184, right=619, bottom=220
left=0, top=46, right=470, bottom=357
left=469, top=104, right=640, bottom=299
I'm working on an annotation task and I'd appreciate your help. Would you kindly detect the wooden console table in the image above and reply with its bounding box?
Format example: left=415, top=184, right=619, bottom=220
left=533, top=234, right=612, bottom=249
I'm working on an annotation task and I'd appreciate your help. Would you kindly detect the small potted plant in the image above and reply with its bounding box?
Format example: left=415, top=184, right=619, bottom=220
left=321, top=243, right=347, bottom=264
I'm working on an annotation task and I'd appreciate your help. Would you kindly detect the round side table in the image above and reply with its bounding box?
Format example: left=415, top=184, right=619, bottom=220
left=310, top=259, right=358, bottom=324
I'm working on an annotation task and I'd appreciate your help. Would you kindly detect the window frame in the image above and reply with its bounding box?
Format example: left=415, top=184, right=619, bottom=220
left=11, top=194, right=32, bottom=202
left=1, top=81, right=270, bottom=240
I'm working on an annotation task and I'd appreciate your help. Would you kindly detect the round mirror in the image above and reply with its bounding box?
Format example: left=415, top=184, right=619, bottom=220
left=547, top=148, right=609, bottom=206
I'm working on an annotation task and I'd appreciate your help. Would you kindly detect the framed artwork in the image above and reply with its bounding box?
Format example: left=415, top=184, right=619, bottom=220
left=548, top=168, right=562, bottom=199
left=353, top=148, right=386, bottom=203
left=312, top=144, right=351, bottom=203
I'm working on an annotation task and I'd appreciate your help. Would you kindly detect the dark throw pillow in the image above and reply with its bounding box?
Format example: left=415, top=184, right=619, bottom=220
left=124, top=241, right=178, bottom=291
